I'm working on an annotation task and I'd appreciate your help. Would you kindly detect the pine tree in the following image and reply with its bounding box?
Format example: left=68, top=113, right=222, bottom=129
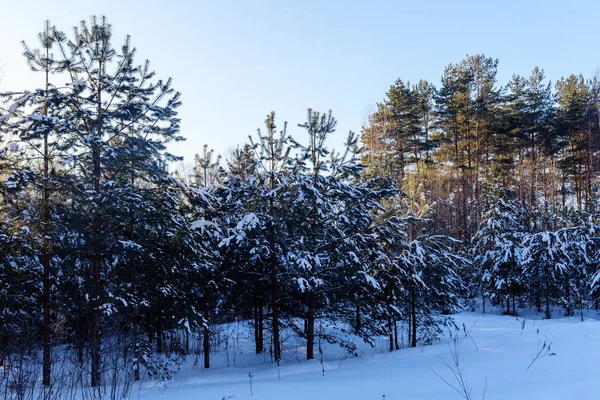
left=361, top=102, right=397, bottom=179
left=555, top=75, right=591, bottom=209
left=523, top=67, right=554, bottom=208
left=290, top=110, right=397, bottom=359
left=6, top=16, right=184, bottom=386
left=221, top=112, right=293, bottom=363
left=2, top=20, right=68, bottom=386
left=397, top=175, right=464, bottom=346
left=21, top=21, right=59, bottom=386
left=472, top=188, right=525, bottom=315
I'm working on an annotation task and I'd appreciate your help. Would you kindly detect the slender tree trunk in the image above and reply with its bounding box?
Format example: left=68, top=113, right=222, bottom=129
left=411, top=289, right=417, bottom=348
left=254, top=299, right=259, bottom=349
left=90, top=57, right=104, bottom=388
left=512, top=293, right=517, bottom=317
left=270, top=267, right=281, bottom=362
left=77, top=327, right=84, bottom=367
left=203, top=299, right=210, bottom=368
left=575, top=158, right=582, bottom=210
left=565, top=275, right=571, bottom=316
left=387, top=315, right=394, bottom=352
left=127, top=139, right=140, bottom=381
left=306, top=292, right=316, bottom=360
left=545, top=295, right=551, bottom=319
left=91, top=146, right=102, bottom=386
left=41, top=93, right=51, bottom=389
left=306, top=136, right=320, bottom=362
left=393, top=317, right=399, bottom=350
left=425, top=112, right=430, bottom=164
left=41, top=26, right=52, bottom=386
left=254, top=298, right=263, bottom=354
left=561, top=169, right=567, bottom=208
left=147, top=322, right=154, bottom=349
left=267, top=126, right=281, bottom=363
left=269, top=221, right=281, bottom=362
left=481, top=291, right=486, bottom=314
left=518, top=147, right=524, bottom=202
left=156, top=314, right=163, bottom=354
left=258, top=301, right=264, bottom=353
left=407, top=310, right=412, bottom=346
left=530, top=131, right=536, bottom=207
left=586, top=120, right=594, bottom=211
left=131, top=273, right=139, bottom=382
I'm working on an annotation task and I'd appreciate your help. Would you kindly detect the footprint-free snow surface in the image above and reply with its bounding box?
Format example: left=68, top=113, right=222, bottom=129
left=140, top=312, right=600, bottom=399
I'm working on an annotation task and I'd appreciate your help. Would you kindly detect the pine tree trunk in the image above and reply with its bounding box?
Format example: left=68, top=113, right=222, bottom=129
left=258, top=301, right=264, bottom=353
left=530, top=131, right=536, bottom=208
left=267, top=131, right=281, bottom=363
left=156, top=329, right=163, bottom=354
left=75, top=316, right=84, bottom=367
left=185, top=330, right=189, bottom=354
left=387, top=315, right=394, bottom=352
left=77, top=333, right=84, bottom=367
left=306, top=292, right=316, bottom=360
left=586, top=120, right=594, bottom=211
left=156, top=312, right=163, bottom=354
left=90, top=58, right=104, bottom=388
left=407, top=311, right=412, bottom=347
left=254, top=299, right=261, bottom=353
left=393, top=317, right=399, bottom=350
left=411, top=289, right=417, bottom=348
left=270, top=252, right=281, bottom=362
left=128, top=148, right=140, bottom=381
left=203, top=300, right=210, bottom=369
left=132, top=305, right=139, bottom=382
left=512, top=294, right=517, bottom=317
left=565, top=275, right=571, bottom=317
left=561, top=169, right=567, bottom=208
left=147, top=323, right=154, bottom=348
left=545, top=296, right=551, bottom=319
left=42, top=214, right=51, bottom=388
left=482, top=291, right=486, bottom=314
left=90, top=255, right=101, bottom=386
left=41, top=35, right=52, bottom=386
left=306, top=141, right=319, bottom=362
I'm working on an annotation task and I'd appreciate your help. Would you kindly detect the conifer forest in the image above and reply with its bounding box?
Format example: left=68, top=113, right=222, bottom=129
left=1, top=14, right=600, bottom=400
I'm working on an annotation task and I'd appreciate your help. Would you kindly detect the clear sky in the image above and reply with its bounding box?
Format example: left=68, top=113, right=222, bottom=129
left=1, top=0, right=599, bottom=164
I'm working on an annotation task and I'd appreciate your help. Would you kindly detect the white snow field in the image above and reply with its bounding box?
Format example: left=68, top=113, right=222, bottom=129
left=139, top=311, right=600, bottom=400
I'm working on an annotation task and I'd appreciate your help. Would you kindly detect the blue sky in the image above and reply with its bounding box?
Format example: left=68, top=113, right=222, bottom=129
left=1, top=0, right=599, bottom=164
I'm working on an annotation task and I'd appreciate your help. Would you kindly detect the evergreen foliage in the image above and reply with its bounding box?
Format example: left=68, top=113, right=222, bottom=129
left=2, top=17, right=600, bottom=398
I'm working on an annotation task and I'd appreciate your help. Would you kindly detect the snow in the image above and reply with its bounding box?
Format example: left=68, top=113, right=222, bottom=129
left=5, top=178, right=18, bottom=189
left=137, top=311, right=600, bottom=400
left=236, top=212, right=260, bottom=231
left=8, top=91, right=35, bottom=113
left=359, top=270, right=381, bottom=289
left=191, top=219, right=216, bottom=232
left=297, top=277, right=309, bottom=292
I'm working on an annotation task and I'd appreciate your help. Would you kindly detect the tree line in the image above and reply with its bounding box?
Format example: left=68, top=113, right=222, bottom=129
left=362, top=54, right=600, bottom=325
left=1, top=17, right=600, bottom=399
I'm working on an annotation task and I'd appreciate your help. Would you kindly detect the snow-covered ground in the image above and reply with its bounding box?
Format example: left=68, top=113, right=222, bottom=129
left=138, top=310, right=600, bottom=400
